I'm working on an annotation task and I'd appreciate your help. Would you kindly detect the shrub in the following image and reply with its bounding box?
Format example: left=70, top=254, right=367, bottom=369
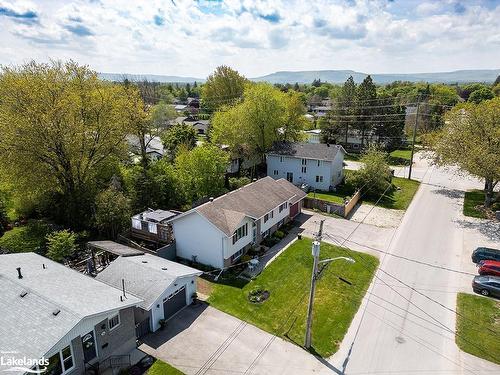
left=274, top=230, right=285, bottom=240
left=229, top=176, right=251, bottom=190
left=46, top=230, right=77, bottom=262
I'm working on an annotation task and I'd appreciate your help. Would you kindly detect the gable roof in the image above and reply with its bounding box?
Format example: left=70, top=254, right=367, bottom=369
left=179, top=177, right=306, bottom=236
left=267, top=142, right=344, bottom=161
left=0, top=253, right=141, bottom=365
left=96, top=254, right=202, bottom=310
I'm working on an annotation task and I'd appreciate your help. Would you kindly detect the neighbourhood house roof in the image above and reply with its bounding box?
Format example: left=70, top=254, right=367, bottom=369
left=0, top=253, right=141, bottom=366
left=126, top=134, right=165, bottom=156
left=268, top=142, right=343, bottom=161
left=133, top=209, right=179, bottom=223
left=96, top=254, right=202, bottom=310
left=190, top=176, right=306, bottom=236
left=87, top=240, right=145, bottom=257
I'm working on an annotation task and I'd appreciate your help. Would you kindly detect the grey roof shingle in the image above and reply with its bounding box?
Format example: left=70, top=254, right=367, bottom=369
left=190, top=177, right=306, bottom=236
left=96, top=254, right=202, bottom=310
left=87, top=241, right=145, bottom=256
left=0, top=253, right=141, bottom=366
left=267, top=142, right=344, bottom=161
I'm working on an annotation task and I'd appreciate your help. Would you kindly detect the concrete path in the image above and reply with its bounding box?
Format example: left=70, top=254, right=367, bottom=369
left=139, top=304, right=329, bottom=375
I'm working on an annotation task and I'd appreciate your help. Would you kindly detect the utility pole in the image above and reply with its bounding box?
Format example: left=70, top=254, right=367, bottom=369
left=305, top=219, right=324, bottom=349
left=408, top=97, right=420, bottom=180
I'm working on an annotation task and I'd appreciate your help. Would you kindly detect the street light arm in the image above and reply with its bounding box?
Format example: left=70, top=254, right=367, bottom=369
left=318, top=256, right=355, bottom=265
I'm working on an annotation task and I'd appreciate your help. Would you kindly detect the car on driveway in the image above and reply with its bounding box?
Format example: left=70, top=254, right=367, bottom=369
left=471, top=247, right=500, bottom=264
left=472, top=275, right=500, bottom=298
left=478, top=260, right=500, bottom=277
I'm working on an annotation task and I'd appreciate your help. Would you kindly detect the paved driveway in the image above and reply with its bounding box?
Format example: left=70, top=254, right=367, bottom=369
left=139, top=304, right=331, bottom=375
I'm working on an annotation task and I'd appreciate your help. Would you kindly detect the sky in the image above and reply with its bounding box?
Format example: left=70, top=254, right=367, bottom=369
left=0, top=0, right=499, bottom=79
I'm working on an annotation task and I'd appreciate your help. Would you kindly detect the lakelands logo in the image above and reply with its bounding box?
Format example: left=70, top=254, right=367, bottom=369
left=0, top=351, right=48, bottom=374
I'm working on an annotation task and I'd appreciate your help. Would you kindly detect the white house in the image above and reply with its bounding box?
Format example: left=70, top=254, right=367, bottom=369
left=267, top=142, right=346, bottom=191
left=170, top=177, right=306, bottom=269
left=96, top=253, right=202, bottom=334
left=304, top=129, right=322, bottom=144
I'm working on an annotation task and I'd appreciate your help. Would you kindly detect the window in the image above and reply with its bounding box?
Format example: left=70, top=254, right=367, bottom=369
left=286, top=172, right=293, bottom=183
left=301, top=158, right=307, bottom=165
left=230, top=248, right=244, bottom=262
left=273, top=170, right=279, bottom=176
left=270, top=210, right=274, bottom=219
left=262, top=229, right=271, bottom=238
left=301, top=166, right=307, bottom=173
left=317, top=160, right=321, bottom=167
left=232, top=223, right=248, bottom=244
left=316, top=176, right=323, bottom=183
left=264, top=213, right=269, bottom=223
left=280, top=156, right=284, bottom=162
left=279, top=202, right=288, bottom=213
left=108, top=313, right=120, bottom=331
left=46, top=345, right=74, bottom=375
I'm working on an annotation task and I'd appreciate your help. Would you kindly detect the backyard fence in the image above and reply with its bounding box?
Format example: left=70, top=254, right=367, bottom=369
left=304, top=189, right=361, bottom=218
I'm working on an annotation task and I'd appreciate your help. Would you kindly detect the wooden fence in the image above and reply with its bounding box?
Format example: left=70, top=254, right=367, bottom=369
left=303, top=189, right=361, bottom=218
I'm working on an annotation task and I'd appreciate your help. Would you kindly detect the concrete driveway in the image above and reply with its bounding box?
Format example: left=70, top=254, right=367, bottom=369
left=139, top=304, right=332, bottom=375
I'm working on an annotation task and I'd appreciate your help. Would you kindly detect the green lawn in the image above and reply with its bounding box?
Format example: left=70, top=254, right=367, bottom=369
left=0, top=221, right=52, bottom=253
left=463, top=190, right=500, bottom=219
left=387, top=149, right=413, bottom=166
left=456, top=293, right=500, bottom=365
left=147, top=360, right=184, bottom=375
left=206, top=238, right=379, bottom=357
left=310, top=176, right=419, bottom=211
left=364, top=177, right=420, bottom=210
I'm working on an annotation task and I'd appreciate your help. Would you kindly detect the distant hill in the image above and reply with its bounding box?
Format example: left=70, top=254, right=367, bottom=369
left=98, top=72, right=205, bottom=83
left=252, top=69, right=500, bottom=84
left=99, top=69, right=500, bottom=85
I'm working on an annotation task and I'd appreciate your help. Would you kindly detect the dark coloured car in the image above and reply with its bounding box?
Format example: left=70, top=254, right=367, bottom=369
left=471, top=247, right=500, bottom=264
left=472, top=275, right=500, bottom=298
left=478, top=260, right=500, bottom=277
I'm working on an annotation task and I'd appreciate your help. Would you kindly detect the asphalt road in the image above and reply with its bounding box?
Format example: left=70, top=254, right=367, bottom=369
left=327, top=155, right=500, bottom=375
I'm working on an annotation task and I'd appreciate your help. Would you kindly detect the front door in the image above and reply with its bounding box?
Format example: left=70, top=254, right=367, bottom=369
left=82, top=331, right=97, bottom=363
left=286, top=172, right=293, bottom=183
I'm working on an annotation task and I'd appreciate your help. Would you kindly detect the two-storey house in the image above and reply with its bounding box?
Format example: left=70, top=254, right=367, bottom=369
left=267, top=142, right=346, bottom=191
left=170, top=177, right=306, bottom=268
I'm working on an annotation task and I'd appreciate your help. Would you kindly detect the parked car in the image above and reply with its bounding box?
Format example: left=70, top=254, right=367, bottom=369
left=478, top=260, right=500, bottom=277
left=471, top=247, right=500, bottom=264
left=472, top=275, right=500, bottom=298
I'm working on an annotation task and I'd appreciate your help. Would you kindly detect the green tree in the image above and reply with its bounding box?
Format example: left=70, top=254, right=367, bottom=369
left=468, top=87, right=494, bottom=104
left=161, top=123, right=197, bottom=159
left=228, top=176, right=251, bottom=190
left=347, top=147, right=392, bottom=198
left=211, top=83, right=306, bottom=163
left=0, top=61, right=136, bottom=229
left=428, top=98, right=500, bottom=207
left=175, top=144, right=229, bottom=203
left=201, top=65, right=247, bottom=112
left=0, top=198, right=8, bottom=236
left=356, top=75, right=377, bottom=146
left=46, top=230, right=77, bottom=262
left=95, top=187, right=131, bottom=239
left=151, top=101, right=176, bottom=128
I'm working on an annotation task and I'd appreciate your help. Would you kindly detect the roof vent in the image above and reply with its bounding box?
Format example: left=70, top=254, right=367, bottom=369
left=16, top=267, right=23, bottom=279
left=161, top=267, right=168, bottom=271
left=20, top=291, right=28, bottom=298
left=52, top=309, right=61, bottom=316
left=141, top=260, right=148, bottom=263
left=209, top=197, right=214, bottom=202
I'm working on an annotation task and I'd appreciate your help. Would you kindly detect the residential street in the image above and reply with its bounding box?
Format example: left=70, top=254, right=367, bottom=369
left=327, top=155, right=500, bottom=374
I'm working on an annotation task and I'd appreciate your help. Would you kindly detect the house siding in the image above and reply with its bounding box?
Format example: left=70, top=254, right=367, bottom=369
left=172, top=212, right=225, bottom=268
left=94, top=307, right=137, bottom=364
left=267, top=154, right=337, bottom=190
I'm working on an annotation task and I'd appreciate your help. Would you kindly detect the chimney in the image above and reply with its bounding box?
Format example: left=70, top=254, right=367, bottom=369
left=16, top=267, right=23, bottom=279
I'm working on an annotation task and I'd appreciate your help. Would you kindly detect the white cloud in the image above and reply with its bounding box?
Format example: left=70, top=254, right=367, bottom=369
left=0, top=0, right=498, bottom=78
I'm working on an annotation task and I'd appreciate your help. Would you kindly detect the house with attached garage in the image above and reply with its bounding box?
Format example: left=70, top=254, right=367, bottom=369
left=267, top=142, right=346, bottom=191
left=170, top=177, right=306, bottom=269
left=0, top=252, right=142, bottom=375
left=96, top=253, right=202, bottom=336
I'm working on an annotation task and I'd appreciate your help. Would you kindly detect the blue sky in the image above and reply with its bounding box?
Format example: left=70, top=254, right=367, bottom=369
left=0, top=0, right=499, bottom=78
